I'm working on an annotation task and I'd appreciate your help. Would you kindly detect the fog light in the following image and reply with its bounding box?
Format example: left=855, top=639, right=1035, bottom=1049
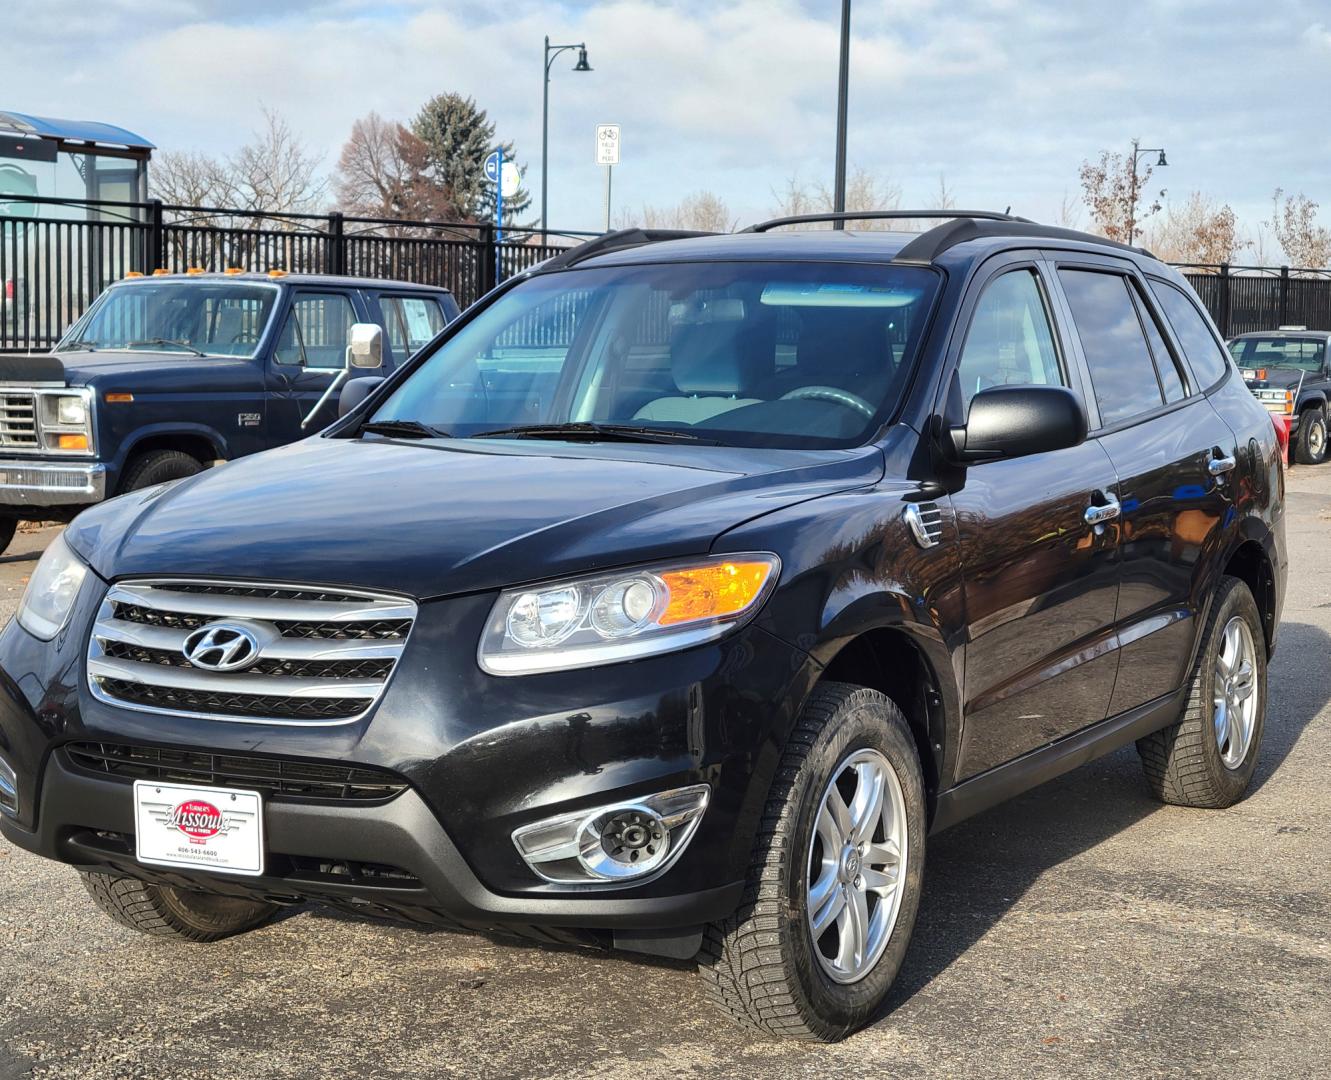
left=0, top=753, right=17, bottom=817
left=512, top=784, right=709, bottom=885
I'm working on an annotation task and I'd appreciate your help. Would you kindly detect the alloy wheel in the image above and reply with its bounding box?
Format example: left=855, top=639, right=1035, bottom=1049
left=1214, top=615, right=1258, bottom=769
left=805, top=748, right=908, bottom=984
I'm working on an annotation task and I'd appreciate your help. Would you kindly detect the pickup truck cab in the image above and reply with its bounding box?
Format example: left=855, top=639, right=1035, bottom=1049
left=1229, top=328, right=1331, bottom=464
left=0, top=271, right=457, bottom=549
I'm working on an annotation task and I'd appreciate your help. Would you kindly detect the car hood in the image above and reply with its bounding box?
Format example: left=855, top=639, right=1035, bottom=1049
left=65, top=435, right=884, bottom=599
left=1243, top=367, right=1309, bottom=390
left=53, top=350, right=260, bottom=387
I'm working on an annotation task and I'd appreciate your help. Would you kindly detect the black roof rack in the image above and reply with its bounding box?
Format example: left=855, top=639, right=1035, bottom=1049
left=892, top=218, right=1154, bottom=264
left=741, top=210, right=1032, bottom=233
left=537, top=228, right=716, bottom=272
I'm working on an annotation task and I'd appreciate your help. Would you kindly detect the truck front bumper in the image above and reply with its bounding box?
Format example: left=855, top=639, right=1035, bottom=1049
left=0, top=460, right=105, bottom=508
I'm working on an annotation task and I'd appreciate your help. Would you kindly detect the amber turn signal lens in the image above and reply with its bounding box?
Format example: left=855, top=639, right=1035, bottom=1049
left=657, top=560, right=775, bottom=626
left=56, top=434, right=89, bottom=451
left=104, top=392, right=133, bottom=403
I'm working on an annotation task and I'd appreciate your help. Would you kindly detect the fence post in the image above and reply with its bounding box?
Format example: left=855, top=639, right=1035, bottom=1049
left=480, top=223, right=498, bottom=296
left=328, top=211, right=346, bottom=276
left=1279, top=265, right=1290, bottom=326
left=1218, top=262, right=1231, bottom=338
left=147, top=198, right=164, bottom=273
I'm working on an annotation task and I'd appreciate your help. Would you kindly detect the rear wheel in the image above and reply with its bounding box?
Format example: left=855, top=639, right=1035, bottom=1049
left=79, top=870, right=277, bottom=942
left=1137, top=576, right=1266, bottom=808
left=697, top=683, right=926, bottom=1041
left=0, top=516, right=16, bottom=556
left=119, top=448, right=203, bottom=493
left=1295, top=406, right=1328, bottom=465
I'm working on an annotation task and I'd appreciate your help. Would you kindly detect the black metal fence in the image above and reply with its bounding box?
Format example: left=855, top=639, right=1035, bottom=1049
left=4, top=195, right=1331, bottom=352
left=0, top=195, right=594, bottom=351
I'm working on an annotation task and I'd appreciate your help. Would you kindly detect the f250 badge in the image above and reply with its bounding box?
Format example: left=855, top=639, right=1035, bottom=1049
left=237, top=412, right=261, bottom=428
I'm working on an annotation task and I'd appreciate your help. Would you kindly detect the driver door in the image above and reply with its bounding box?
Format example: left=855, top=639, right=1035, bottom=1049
left=267, top=290, right=360, bottom=442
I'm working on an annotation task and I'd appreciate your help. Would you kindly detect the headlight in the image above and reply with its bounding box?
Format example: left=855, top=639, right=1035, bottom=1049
left=56, top=396, right=87, bottom=426
left=38, top=391, right=93, bottom=452
left=17, top=533, right=88, bottom=640
left=479, top=553, right=780, bottom=675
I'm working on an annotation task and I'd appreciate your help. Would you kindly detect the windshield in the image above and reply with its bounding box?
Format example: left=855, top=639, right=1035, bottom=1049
left=370, top=261, right=939, bottom=449
left=64, top=282, right=279, bottom=357
left=1229, top=336, right=1326, bottom=372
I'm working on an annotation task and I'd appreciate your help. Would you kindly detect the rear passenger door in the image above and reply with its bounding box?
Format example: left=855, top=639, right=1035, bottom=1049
left=948, top=255, right=1123, bottom=780
left=267, top=289, right=363, bottom=443
left=1050, top=257, right=1236, bottom=714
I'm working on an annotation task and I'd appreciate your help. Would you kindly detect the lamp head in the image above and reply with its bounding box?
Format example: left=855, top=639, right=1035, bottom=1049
left=574, top=47, right=592, bottom=72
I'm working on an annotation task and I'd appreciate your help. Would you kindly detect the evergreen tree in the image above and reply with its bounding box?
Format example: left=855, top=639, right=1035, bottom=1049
left=410, top=93, right=531, bottom=221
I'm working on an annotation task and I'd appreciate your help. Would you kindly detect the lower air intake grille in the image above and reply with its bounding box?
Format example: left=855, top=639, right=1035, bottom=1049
left=64, top=741, right=409, bottom=802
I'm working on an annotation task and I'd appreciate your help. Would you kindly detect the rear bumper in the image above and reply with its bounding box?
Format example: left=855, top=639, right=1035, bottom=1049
left=0, top=459, right=105, bottom=508
left=0, top=752, right=743, bottom=933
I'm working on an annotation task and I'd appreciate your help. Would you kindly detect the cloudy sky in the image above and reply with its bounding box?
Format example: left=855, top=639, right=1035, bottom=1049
left=4, top=0, right=1329, bottom=238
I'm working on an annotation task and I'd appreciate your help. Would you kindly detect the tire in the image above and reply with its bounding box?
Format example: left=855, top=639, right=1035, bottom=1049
left=697, top=683, right=927, bottom=1042
left=0, top=516, right=16, bottom=556
left=119, top=449, right=203, bottom=493
left=79, top=870, right=277, bottom=942
left=1137, top=576, right=1266, bottom=808
left=1294, top=406, right=1328, bottom=465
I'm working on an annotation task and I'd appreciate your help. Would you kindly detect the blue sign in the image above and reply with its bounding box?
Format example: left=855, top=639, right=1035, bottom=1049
left=483, top=150, right=502, bottom=183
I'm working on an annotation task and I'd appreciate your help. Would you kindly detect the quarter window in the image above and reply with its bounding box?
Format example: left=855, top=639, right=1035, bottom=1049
left=1149, top=279, right=1231, bottom=389
left=1130, top=285, right=1187, bottom=402
left=1059, top=270, right=1164, bottom=425
left=956, top=269, right=1064, bottom=409
left=274, top=292, right=357, bottom=368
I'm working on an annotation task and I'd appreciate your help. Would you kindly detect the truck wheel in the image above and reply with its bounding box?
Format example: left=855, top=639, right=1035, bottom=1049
left=697, top=683, right=926, bottom=1041
left=120, top=449, right=203, bottom=493
left=1137, top=576, right=1266, bottom=808
left=1295, top=406, right=1328, bottom=465
left=0, top=517, right=16, bottom=556
left=79, top=871, right=277, bottom=942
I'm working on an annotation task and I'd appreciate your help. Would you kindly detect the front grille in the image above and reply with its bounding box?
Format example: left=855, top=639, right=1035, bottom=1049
left=87, top=579, right=417, bottom=725
left=64, top=741, right=409, bottom=802
left=0, top=391, right=38, bottom=448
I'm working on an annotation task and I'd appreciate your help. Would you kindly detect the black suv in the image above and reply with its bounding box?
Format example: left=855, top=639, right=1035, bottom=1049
left=0, top=212, right=1286, bottom=1041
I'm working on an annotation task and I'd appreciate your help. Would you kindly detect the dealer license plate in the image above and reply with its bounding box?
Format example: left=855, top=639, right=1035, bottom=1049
left=133, top=780, right=264, bottom=876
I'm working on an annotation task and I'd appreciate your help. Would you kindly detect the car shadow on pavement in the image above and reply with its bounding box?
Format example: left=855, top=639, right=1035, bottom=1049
left=881, top=618, right=1330, bottom=1020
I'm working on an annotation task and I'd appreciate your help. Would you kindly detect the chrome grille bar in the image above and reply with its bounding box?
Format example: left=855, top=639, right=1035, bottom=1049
left=87, top=579, right=417, bottom=726
left=0, top=392, right=38, bottom=448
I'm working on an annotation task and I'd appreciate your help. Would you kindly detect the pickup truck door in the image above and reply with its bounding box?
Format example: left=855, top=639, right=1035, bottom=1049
left=266, top=289, right=365, bottom=443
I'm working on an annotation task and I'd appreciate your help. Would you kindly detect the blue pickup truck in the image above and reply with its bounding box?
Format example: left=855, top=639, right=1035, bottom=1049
left=0, top=271, right=458, bottom=551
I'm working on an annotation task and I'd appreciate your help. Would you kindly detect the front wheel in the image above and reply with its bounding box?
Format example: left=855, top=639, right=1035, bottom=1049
left=119, top=449, right=203, bottom=493
left=1295, top=406, right=1328, bottom=465
left=0, top=516, right=16, bottom=556
left=80, top=871, right=277, bottom=942
left=697, top=683, right=926, bottom=1041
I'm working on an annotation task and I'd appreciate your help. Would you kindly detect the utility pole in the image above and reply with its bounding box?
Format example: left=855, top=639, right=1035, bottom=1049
left=832, top=0, right=851, bottom=230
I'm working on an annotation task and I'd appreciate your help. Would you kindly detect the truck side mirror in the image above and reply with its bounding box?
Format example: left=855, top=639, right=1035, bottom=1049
left=347, top=324, right=383, bottom=369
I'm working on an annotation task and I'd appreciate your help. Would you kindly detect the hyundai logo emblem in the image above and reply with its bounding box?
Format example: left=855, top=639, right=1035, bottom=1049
left=182, top=623, right=261, bottom=672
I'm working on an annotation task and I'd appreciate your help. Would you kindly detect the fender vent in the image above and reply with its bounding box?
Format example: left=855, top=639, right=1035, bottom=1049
left=904, top=501, right=943, bottom=549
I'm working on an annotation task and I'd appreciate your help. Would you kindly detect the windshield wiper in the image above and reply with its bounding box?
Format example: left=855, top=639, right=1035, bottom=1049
left=471, top=422, right=707, bottom=444
left=360, top=418, right=450, bottom=439
left=125, top=338, right=207, bottom=357
left=62, top=340, right=98, bottom=352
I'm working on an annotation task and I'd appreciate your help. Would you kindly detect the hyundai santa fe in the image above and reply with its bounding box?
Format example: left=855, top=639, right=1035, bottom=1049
left=0, top=211, right=1286, bottom=1041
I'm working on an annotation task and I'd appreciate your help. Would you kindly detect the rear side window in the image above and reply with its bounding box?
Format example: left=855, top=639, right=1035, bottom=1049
left=1149, top=279, right=1230, bottom=389
left=956, top=269, right=1064, bottom=409
left=1059, top=269, right=1165, bottom=425
left=380, top=295, right=446, bottom=359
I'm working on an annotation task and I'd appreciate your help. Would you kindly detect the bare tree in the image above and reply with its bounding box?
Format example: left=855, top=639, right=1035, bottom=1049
left=620, top=191, right=736, bottom=232
left=1140, top=192, right=1245, bottom=265
left=1078, top=147, right=1164, bottom=243
left=1053, top=189, right=1083, bottom=230
left=770, top=167, right=902, bottom=229
left=150, top=150, right=230, bottom=209
left=334, top=112, right=453, bottom=228
left=1269, top=189, right=1331, bottom=269
left=222, top=108, right=327, bottom=217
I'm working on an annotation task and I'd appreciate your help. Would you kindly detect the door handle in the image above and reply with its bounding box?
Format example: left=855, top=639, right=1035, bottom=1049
left=1208, top=454, right=1237, bottom=477
left=1084, top=494, right=1120, bottom=527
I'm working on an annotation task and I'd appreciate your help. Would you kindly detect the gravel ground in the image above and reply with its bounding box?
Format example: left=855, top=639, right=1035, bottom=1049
left=1, top=468, right=1329, bottom=1080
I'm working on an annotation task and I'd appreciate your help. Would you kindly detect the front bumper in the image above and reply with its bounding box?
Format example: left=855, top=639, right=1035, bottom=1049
left=0, top=459, right=105, bottom=507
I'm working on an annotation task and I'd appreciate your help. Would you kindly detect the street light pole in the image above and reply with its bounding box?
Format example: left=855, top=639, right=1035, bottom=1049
left=541, top=36, right=592, bottom=242
left=832, top=0, right=851, bottom=230
left=1127, top=137, right=1168, bottom=244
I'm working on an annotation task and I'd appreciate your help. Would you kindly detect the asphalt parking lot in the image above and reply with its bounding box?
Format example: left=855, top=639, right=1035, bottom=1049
left=1, top=469, right=1329, bottom=1080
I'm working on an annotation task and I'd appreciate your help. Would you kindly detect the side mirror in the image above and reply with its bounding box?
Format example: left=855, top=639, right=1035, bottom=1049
left=339, top=375, right=385, bottom=417
left=946, top=385, right=1088, bottom=464
left=347, top=323, right=383, bottom=369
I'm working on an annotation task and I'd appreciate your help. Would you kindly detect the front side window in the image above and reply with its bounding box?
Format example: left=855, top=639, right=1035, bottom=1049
left=1229, top=336, right=1326, bottom=372
left=1060, top=269, right=1164, bottom=426
left=1149, top=279, right=1231, bottom=388
left=65, top=283, right=278, bottom=357
left=370, top=262, right=940, bottom=449
left=955, top=269, right=1064, bottom=409
left=274, top=292, right=357, bottom=368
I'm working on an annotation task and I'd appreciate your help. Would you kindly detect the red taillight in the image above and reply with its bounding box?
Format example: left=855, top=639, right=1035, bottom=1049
left=3, top=280, right=13, bottom=300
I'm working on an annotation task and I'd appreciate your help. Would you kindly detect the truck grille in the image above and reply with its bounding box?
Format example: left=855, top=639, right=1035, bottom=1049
left=87, top=580, right=417, bottom=725
left=64, top=741, right=409, bottom=802
left=0, top=391, right=38, bottom=448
